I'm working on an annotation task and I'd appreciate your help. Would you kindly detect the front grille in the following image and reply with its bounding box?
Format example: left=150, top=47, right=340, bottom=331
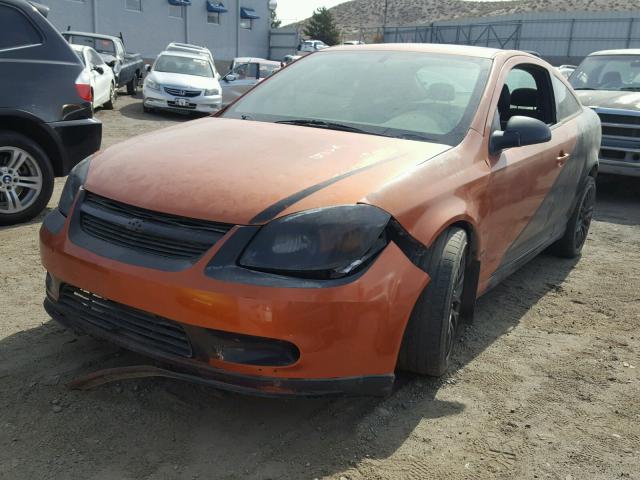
left=596, top=111, right=640, bottom=139
left=80, top=192, right=232, bottom=261
left=58, top=285, right=193, bottom=357
left=601, top=125, right=640, bottom=138
left=164, top=87, right=201, bottom=97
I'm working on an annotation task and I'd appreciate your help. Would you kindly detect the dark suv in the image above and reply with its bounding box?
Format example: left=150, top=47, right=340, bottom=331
left=0, top=0, right=102, bottom=225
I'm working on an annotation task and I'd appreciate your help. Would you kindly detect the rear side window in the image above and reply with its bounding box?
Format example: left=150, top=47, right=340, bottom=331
left=552, top=75, right=582, bottom=122
left=0, top=5, right=42, bottom=51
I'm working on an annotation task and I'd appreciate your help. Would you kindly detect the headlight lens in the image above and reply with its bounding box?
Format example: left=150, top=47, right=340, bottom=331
left=58, top=156, right=91, bottom=217
left=145, top=78, right=160, bottom=90
left=239, top=205, right=390, bottom=279
left=204, top=88, right=220, bottom=96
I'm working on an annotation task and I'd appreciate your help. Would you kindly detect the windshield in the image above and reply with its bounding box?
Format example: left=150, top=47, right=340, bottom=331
left=154, top=55, right=214, bottom=78
left=570, top=55, right=640, bottom=92
left=66, top=35, right=115, bottom=55
left=223, top=51, right=491, bottom=145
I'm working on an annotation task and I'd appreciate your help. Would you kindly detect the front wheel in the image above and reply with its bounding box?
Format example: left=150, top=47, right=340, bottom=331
left=550, top=176, right=596, bottom=258
left=398, top=227, right=468, bottom=376
left=0, top=132, right=54, bottom=226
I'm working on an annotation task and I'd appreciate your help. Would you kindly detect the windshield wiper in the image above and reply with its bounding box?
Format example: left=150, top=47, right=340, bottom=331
left=573, top=87, right=596, bottom=90
left=275, top=119, right=370, bottom=134
left=620, top=87, right=640, bottom=92
left=391, top=132, right=440, bottom=143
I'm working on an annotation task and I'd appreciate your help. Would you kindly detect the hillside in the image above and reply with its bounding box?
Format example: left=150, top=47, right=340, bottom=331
left=290, top=0, right=639, bottom=32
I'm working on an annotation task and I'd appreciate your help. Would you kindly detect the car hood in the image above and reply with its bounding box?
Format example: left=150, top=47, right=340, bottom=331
left=149, top=71, right=219, bottom=90
left=575, top=89, right=640, bottom=110
left=84, top=118, right=451, bottom=225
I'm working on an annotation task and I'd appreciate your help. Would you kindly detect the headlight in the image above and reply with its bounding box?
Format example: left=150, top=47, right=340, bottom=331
left=239, top=205, right=390, bottom=279
left=58, top=156, right=91, bottom=217
left=204, top=88, right=220, bottom=96
left=145, top=78, right=160, bottom=91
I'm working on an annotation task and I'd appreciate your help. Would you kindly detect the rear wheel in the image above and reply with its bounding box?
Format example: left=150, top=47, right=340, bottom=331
left=0, top=132, right=54, bottom=226
left=398, top=227, right=468, bottom=376
left=126, top=73, right=139, bottom=95
left=103, top=83, right=117, bottom=110
left=550, top=176, right=596, bottom=258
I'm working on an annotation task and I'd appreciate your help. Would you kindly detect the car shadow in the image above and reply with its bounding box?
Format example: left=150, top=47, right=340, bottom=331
left=117, top=94, right=209, bottom=123
left=1, top=246, right=580, bottom=478
left=0, top=206, right=51, bottom=232
left=595, top=174, right=640, bottom=226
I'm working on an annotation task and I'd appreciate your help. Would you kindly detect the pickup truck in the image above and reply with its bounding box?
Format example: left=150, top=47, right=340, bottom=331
left=570, top=49, right=640, bottom=177
left=62, top=31, right=143, bottom=95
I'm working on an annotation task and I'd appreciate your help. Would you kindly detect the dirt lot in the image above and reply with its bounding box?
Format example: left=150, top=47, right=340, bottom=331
left=1, top=94, right=639, bottom=480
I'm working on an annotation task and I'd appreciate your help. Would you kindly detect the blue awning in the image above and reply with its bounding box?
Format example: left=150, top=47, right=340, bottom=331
left=240, top=7, right=260, bottom=19
left=168, top=0, right=191, bottom=6
left=206, top=1, right=228, bottom=13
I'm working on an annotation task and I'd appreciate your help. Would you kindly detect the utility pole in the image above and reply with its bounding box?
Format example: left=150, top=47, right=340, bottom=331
left=383, top=0, right=389, bottom=28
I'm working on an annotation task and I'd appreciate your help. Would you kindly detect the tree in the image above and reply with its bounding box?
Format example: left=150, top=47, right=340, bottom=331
left=303, top=7, right=340, bottom=46
left=270, top=9, right=281, bottom=29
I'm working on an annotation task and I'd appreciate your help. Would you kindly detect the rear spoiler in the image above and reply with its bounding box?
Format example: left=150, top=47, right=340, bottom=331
left=28, top=1, right=49, bottom=17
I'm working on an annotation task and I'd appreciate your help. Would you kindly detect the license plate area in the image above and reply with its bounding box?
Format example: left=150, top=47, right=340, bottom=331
left=174, top=98, right=190, bottom=107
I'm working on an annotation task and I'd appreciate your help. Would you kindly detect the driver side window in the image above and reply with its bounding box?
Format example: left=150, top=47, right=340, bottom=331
left=497, top=64, right=556, bottom=129
left=232, top=62, right=258, bottom=80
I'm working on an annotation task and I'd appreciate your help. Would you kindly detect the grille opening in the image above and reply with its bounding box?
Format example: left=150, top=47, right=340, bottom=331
left=57, top=285, right=193, bottom=357
left=600, top=149, right=626, bottom=160
left=164, top=87, right=201, bottom=97
left=79, top=192, right=232, bottom=261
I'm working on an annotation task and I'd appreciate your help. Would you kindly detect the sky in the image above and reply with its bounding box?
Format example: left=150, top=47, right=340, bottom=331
left=276, top=0, right=350, bottom=25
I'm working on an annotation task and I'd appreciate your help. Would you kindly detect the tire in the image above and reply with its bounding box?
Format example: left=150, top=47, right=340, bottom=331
left=103, top=83, right=116, bottom=110
left=398, top=227, right=468, bottom=376
left=549, top=176, right=596, bottom=258
left=126, top=76, right=137, bottom=95
left=0, top=131, right=55, bottom=226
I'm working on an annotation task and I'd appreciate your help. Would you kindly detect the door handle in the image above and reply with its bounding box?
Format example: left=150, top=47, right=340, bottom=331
left=556, top=152, right=570, bottom=166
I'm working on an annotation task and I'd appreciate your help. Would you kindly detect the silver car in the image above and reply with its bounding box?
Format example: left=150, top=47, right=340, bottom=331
left=221, top=57, right=280, bottom=106
left=143, top=50, right=222, bottom=114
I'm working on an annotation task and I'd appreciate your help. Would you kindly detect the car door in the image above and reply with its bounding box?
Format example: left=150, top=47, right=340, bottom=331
left=88, top=49, right=110, bottom=106
left=221, top=62, right=259, bottom=105
left=482, top=59, right=568, bottom=283
left=545, top=74, right=585, bottom=236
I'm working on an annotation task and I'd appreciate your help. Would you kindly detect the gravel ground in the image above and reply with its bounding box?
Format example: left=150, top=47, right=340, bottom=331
left=1, top=94, right=639, bottom=480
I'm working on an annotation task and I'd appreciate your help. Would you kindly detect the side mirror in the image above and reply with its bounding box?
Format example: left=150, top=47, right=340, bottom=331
left=145, top=64, right=151, bottom=72
left=93, top=66, right=104, bottom=75
left=106, top=59, right=116, bottom=68
left=224, top=74, right=237, bottom=82
left=490, top=116, right=551, bottom=154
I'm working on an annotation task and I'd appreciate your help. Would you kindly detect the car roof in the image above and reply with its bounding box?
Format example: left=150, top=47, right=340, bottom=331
left=70, top=44, right=90, bottom=53
left=233, top=57, right=279, bottom=65
left=326, top=43, right=509, bottom=58
left=63, top=31, right=119, bottom=41
left=157, top=50, right=212, bottom=61
left=589, top=49, right=640, bottom=56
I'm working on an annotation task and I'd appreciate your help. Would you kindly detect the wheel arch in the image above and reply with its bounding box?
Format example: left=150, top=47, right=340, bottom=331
left=405, top=209, right=482, bottom=324
left=0, top=112, right=65, bottom=176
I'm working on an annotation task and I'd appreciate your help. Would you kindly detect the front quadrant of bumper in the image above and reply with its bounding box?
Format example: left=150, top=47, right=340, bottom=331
left=44, top=297, right=395, bottom=397
left=40, top=213, right=429, bottom=391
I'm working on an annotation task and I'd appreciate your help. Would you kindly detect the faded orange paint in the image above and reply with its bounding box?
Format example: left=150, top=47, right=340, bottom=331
left=40, top=44, right=590, bottom=389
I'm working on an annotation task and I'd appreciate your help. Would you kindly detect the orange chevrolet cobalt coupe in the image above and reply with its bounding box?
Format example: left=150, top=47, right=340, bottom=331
left=40, top=45, right=600, bottom=396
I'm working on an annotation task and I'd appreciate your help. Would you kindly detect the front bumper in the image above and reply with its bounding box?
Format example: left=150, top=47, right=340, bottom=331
left=48, top=118, right=102, bottom=175
left=40, top=209, right=428, bottom=396
left=143, top=86, right=222, bottom=113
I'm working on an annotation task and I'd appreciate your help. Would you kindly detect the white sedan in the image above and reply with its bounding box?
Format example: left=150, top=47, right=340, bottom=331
left=70, top=44, right=117, bottom=111
left=142, top=51, right=222, bottom=114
